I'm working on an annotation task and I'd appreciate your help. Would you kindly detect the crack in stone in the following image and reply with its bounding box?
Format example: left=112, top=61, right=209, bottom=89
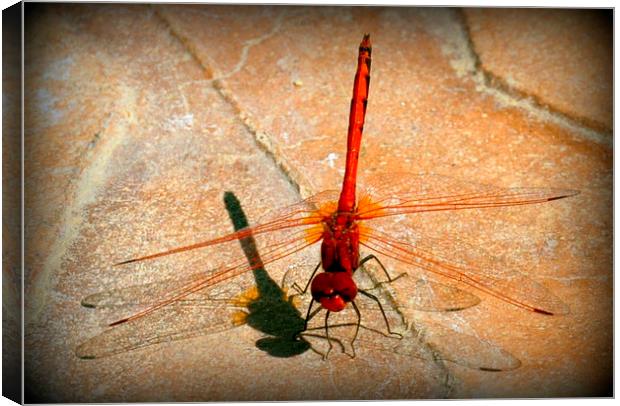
left=356, top=266, right=455, bottom=394
left=217, top=13, right=284, bottom=81
left=155, top=6, right=284, bottom=82
left=436, top=9, right=610, bottom=147
left=151, top=6, right=216, bottom=80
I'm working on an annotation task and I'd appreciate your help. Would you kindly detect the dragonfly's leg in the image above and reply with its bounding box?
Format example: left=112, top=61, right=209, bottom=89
left=302, top=298, right=323, bottom=333
left=359, top=289, right=403, bottom=339
left=349, top=300, right=362, bottom=359
left=358, top=254, right=406, bottom=284
left=292, top=262, right=322, bottom=295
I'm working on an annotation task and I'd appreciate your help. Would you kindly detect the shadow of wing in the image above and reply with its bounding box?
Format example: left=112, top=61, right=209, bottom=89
left=395, top=322, right=521, bottom=371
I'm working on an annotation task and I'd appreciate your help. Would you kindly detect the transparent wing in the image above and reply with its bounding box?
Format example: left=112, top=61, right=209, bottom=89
left=301, top=310, right=520, bottom=372
left=78, top=275, right=519, bottom=371
left=80, top=274, right=250, bottom=309
left=77, top=270, right=306, bottom=359
left=280, top=259, right=481, bottom=313
left=109, top=227, right=321, bottom=326
left=284, top=268, right=517, bottom=371
left=106, top=190, right=338, bottom=326
left=356, top=173, right=578, bottom=219
left=115, top=190, right=338, bottom=266
left=76, top=292, right=244, bottom=359
left=359, top=227, right=568, bottom=315
left=254, top=190, right=340, bottom=225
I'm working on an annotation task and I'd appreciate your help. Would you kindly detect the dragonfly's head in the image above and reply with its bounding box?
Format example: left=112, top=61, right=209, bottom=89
left=310, top=271, right=358, bottom=312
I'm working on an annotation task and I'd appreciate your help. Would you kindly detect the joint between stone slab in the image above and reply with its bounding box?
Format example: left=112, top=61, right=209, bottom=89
left=409, top=323, right=455, bottom=395
left=153, top=7, right=312, bottom=199
left=152, top=6, right=216, bottom=80
left=210, top=78, right=313, bottom=199
left=455, top=10, right=611, bottom=147
left=357, top=266, right=455, bottom=394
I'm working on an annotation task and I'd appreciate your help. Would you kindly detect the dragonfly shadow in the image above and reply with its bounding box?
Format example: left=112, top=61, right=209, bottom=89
left=222, top=192, right=310, bottom=357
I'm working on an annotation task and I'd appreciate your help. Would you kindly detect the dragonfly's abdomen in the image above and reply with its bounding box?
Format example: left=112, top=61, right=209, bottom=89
left=337, top=34, right=372, bottom=213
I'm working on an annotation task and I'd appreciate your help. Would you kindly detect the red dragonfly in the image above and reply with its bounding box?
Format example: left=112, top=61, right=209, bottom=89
left=77, top=265, right=521, bottom=371
left=109, top=34, right=577, bottom=344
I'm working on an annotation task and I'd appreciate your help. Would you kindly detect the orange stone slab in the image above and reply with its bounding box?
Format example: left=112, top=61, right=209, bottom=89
left=24, top=4, right=611, bottom=401
left=159, top=4, right=611, bottom=397
left=463, top=8, right=612, bottom=133
left=24, top=4, right=445, bottom=401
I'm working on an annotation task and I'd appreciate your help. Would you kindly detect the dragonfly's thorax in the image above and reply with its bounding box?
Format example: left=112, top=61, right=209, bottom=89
left=320, top=211, right=360, bottom=274
left=311, top=211, right=360, bottom=312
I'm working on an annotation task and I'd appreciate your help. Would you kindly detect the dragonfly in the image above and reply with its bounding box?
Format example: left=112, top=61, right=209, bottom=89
left=105, top=34, right=577, bottom=352
left=78, top=256, right=521, bottom=372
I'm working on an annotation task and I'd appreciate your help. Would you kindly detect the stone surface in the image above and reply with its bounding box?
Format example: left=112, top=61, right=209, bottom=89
left=463, top=8, right=612, bottom=133
left=23, top=4, right=611, bottom=401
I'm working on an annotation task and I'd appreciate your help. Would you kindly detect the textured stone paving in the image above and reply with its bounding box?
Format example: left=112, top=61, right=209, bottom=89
left=21, top=4, right=611, bottom=401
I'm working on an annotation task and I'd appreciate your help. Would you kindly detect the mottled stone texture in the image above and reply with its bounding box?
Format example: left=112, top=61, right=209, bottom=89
left=23, top=4, right=611, bottom=402
left=463, top=8, right=612, bottom=133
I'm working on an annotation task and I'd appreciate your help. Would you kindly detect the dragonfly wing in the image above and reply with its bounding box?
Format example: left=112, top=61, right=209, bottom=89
left=254, top=189, right=340, bottom=224
left=359, top=228, right=568, bottom=315
left=81, top=273, right=249, bottom=308
left=354, top=273, right=520, bottom=371
left=279, top=258, right=481, bottom=312
left=354, top=259, right=481, bottom=312
left=76, top=298, right=243, bottom=359
left=357, top=172, right=578, bottom=218
left=106, top=218, right=323, bottom=326
left=114, top=190, right=336, bottom=266
left=79, top=273, right=306, bottom=358
left=387, top=278, right=481, bottom=312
